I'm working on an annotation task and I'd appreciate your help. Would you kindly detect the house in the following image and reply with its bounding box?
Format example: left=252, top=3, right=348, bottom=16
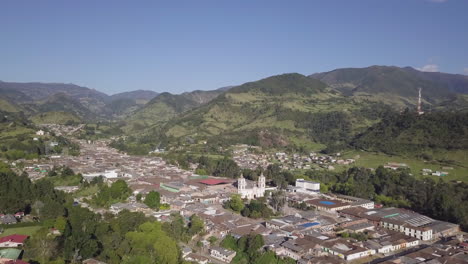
left=210, top=247, right=236, bottom=263
left=0, top=235, right=29, bottom=248
left=0, top=248, right=23, bottom=262
left=82, top=259, right=108, bottom=264
left=0, top=215, right=17, bottom=225
left=36, top=130, right=45, bottom=136
left=322, top=238, right=375, bottom=261
left=184, top=253, right=209, bottom=264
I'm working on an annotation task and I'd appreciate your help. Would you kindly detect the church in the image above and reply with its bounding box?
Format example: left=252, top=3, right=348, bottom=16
left=237, top=173, right=266, bottom=199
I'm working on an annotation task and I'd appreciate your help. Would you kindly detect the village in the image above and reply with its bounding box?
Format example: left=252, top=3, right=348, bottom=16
left=0, top=125, right=467, bottom=264
left=232, top=144, right=355, bottom=171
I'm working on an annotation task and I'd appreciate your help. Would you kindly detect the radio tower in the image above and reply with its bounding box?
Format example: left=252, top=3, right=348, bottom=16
left=417, top=88, right=424, bottom=115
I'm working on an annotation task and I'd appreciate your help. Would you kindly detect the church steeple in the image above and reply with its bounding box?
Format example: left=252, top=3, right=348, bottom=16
left=238, top=173, right=246, bottom=191
left=258, top=173, right=265, bottom=189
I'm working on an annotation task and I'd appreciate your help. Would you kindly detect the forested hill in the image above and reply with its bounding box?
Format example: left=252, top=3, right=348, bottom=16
left=352, top=111, right=468, bottom=154
left=310, top=65, right=468, bottom=108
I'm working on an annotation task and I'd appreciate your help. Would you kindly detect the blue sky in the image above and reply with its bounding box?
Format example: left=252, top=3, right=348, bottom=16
left=1, top=0, right=467, bottom=94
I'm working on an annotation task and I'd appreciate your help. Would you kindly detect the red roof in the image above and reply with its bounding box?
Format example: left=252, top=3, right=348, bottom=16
left=0, top=234, right=29, bottom=244
left=6, top=260, right=29, bottom=264
left=198, top=179, right=231, bottom=185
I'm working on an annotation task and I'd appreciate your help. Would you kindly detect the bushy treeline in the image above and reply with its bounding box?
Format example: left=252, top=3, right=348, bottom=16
left=0, top=163, right=68, bottom=218
left=196, top=156, right=241, bottom=178
left=306, top=166, right=468, bottom=230
left=88, top=179, right=132, bottom=208
left=353, top=110, right=468, bottom=154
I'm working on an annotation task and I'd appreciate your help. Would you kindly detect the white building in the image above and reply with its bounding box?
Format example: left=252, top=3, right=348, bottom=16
left=295, top=179, right=320, bottom=193
left=36, top=130, right=45, bottom=136
left=210, top=247, right=236, bottom=263
left=237, top=174, right=266, bottom=199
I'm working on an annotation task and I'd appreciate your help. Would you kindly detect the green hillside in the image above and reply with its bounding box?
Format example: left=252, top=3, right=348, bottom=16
left=129, top=74, right=389, bottom=152
left=30, top=111, right=82, bottom=125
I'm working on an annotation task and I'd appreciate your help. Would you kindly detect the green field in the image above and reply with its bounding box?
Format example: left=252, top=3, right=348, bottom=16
left=342, top=150, right=468, bottom=182
left=1, top=225, right=42, bottom=237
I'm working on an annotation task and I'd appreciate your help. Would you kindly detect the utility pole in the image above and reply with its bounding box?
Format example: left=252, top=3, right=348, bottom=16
left=417, top=88, right=424, bottom=115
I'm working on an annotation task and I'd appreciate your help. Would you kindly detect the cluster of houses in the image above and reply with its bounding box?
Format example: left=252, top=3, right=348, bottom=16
left=0, top=234, right=28, bottom=264
left=232, top=145, right=357, bottom=172
left=5, top=126, right=465, bottom=264
left=0, top=213, right=24, bottom=225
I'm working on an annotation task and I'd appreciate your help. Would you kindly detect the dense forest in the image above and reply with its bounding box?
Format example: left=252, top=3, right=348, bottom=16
left=352, top=110, right=468, bottom=154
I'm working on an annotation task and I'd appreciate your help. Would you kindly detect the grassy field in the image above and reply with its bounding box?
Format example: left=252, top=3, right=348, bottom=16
left=73, top=185, right=99, bottom=198
left=342, top=150, right=468, bottom=182
left=1, top=225, right=42, bottom=236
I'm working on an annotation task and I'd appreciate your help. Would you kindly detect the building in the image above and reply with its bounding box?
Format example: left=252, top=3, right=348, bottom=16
left=294, top=179, right=320, bottom=193
left=322, top=238, right=376, bottom=261
left=184, top=253, right=208, bottom=264
left=0, top=235, right=28, bottom=248
left=210, top=247, right=237, bottom=263
left=237, top=173, right=265, bottom=199
left=306, top=199, right=351, bottom=212
left=0, top=215, right=17, bottom=225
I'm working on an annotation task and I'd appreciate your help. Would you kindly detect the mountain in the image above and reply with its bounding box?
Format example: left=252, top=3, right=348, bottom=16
left=136, top=73, right=384, bottom=151
left=309, top=66, right=467, bottom=108
left=127, top=69, right=468, bottom=152
left=109, top=90, right=159, bottom=103
left=0, top=81, right=109, bottom=118
left=123, top=89, right=225, bottom=132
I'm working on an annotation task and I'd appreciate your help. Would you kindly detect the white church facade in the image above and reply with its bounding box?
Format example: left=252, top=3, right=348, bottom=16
left=237, top=174, right=266, bottom=199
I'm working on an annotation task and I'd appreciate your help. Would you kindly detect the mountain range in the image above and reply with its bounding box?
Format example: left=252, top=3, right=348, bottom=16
left=1, top=65, right=468, bottom=150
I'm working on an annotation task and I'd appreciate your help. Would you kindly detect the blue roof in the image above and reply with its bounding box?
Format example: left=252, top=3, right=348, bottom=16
left=300, top=222, right=320, bottom=228
left=319, top=201, right=335, bottom=205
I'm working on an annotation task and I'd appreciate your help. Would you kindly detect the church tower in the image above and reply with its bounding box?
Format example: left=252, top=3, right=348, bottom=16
left=238, top=173, right=246, bottom=192
left=258, top=173, right=266, bottom=189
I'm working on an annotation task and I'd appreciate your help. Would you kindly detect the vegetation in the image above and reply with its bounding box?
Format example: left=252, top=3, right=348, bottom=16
left=161, top=213, right=205, bottom=243
left=306, top=166, right=468, bottom=230
left=353, top=110, right=468, bottom=154
left=241, top=199, right=274, bottom=219
left=46, top=166, right=83, bottom=186
left=143, top=191, right=161, bottom=209
left=220, top=234, right=295, bottom=264
left=89, top=179, right=132, bottom=208
left=196, top=156, right=241, bottom=178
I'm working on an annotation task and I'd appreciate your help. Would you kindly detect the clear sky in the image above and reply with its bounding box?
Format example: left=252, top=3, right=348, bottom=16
left=1, top=0, right=467, bottom=94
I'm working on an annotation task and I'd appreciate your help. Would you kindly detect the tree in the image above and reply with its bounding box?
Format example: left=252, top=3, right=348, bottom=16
left=144, top=191, right=160, bottom=210
left=228, top=194, right=244, bottom=212
left=136, top=193, right=142, bottom=202
left=208, top=236, right=217, bottom=244
left=188, top=214, right=204, bottom=236
left=270, top=191, right=286, bottom=212
left=54, top=216, right=67, bottom=233
left=24, top=228, right=59, bottom=263
left=110, top=180, right=131, bottom=200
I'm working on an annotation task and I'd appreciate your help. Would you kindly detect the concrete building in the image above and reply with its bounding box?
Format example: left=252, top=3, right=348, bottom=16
left=210, top=247, right=236, bottom=263
left=294, top=179, right=320, bottom=193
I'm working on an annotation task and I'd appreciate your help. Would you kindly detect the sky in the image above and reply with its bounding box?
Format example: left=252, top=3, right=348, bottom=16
left=1, top=0, right=467, bottom=95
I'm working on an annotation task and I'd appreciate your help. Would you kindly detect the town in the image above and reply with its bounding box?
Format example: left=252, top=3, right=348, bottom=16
left=1, top=124, right=466, bottom=264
